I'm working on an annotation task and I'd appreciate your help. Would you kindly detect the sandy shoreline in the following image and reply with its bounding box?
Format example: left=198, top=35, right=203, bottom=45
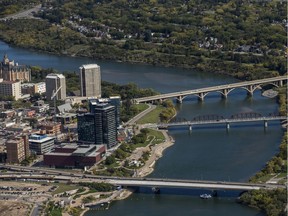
left=112, top=129, right=174, bottom=199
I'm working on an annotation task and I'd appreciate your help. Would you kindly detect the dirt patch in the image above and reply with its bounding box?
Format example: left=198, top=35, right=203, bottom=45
left=0, top=201, right=31, bottom=216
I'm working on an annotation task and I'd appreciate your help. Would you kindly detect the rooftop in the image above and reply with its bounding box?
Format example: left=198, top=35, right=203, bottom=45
left=79, top=64, right=100, bottom=70
left=46, top=73, right=65, bottom=79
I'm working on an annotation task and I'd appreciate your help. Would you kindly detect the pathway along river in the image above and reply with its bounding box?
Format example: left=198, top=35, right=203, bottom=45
left=0, top=41, right=283, bottom=216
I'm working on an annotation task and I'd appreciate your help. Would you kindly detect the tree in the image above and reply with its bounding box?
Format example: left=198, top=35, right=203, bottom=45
left=105, top=155, right=116, bottom=165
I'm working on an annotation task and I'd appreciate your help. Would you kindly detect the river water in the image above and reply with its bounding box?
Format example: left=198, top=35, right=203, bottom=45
left=0, top=41, right=283, bottom=216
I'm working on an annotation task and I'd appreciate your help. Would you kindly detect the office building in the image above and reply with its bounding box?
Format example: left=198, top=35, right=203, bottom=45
left=44, top=143, right=106, bottom=168
left=6, top=135, right=30, bottom=163
left=29, top=134, right=55, bottom=155
left=45, top=73, right=66, bottom=101
left=0, top=54, right=31, bottom=82
left=89, top=96, right=121, bottom=127
left=78, top=103, right=117, bottom=149
left=79, top=64, right=101, bottom=98
left=0, top=79, right=21, bottom=100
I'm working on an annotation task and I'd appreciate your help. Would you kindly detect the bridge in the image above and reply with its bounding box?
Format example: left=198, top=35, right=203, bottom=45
left=0, top=172, right=284, bottom=192
left=134, top=76, right=287, bottom=103
left=157, top=113, right=286, bottom=130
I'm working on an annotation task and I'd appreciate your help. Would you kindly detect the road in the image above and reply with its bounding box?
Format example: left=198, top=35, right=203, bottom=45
left=0, top=4, right=42, bottom=20
left=125, top=104, right=156, bottom=125
left=0, top=166, right=285, bottom=191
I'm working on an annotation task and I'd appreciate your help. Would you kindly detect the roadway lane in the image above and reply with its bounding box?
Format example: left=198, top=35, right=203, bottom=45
left=0, top=4, right=42, bottom=20
left=125, top=104, right=156, bottom=125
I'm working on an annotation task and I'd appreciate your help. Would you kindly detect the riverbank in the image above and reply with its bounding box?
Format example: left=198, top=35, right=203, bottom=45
left=78, top=129, right=175, bottom=215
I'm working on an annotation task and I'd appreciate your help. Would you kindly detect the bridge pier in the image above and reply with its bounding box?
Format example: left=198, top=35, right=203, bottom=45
left=221, top=89, right=228, bottom=99
left=279, top=80, right=283, bottom=87
left=176, top=96, right=183, bottom=103
left=264, top=120, right=268, bottom=128
left=198, top=93, right=204, bottom=101
left=152, top=187, right=160, bottom=194
left=226, top=122, right=230, bottom=130
left=189, top=125, right=192, bottom=131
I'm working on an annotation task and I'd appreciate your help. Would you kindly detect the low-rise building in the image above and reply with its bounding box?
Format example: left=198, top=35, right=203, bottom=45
left=44, top=143, right=106, bottom=168
left=56, top=113, right=77, bottom=125
left=29, top=134, right=55, bottom=155
left=31, top=100, right=50, bottom=113
left=21, top=82, right=46, bottom=95
left=37, top=121, right=62, bottom=135
left=0, top=110, right=15, bottom=118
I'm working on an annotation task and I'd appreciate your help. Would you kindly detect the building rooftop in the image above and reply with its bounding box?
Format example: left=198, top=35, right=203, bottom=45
left=57, top=103, right=72, bottom=113
left=56, top=113, right=77, bottom=118
left=45, top=143, right=105, bottom=157
left=29, top=134, right=55, bottom=143
left=46, top=73, right=65, bottom=79
left=79, top=64, right=100, bottom=70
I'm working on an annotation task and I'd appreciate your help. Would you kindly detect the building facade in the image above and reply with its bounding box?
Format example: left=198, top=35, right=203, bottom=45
left=89, top=96, right=121, bottom=127
left=44, top=143, right=106, bottom=168
left=0, top=54, right=31, bottom=82
left=0, top=79, right=21, bottom=100
left=45, top=73, right=66, bottom=101
left=78, top=103, right=117, bottom=149
left=21, top=82, right=46, bottom=95
left=37, top=122, right=62, bottom=135
left=6, top=135, right=30, bottom=163
left=29, top=134, right=55, bottom=155
left=79, top=64, right=101, bottom=98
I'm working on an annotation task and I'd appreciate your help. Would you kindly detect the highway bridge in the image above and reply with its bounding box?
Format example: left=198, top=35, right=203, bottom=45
left=134, top=76, right=287, bottom=103
left=0, top=166, right=285, bottom=192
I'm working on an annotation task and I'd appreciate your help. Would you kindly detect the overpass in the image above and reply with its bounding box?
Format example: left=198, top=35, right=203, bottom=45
left=134, top=76, right=287, bottom=103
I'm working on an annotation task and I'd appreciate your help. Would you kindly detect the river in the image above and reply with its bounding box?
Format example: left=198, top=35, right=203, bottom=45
left=0, top=41, right=283, bottom=216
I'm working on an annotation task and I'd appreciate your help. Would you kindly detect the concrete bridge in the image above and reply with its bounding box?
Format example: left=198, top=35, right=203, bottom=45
left=107, top=178, right=284, bottom=191
left=157, top=113, right=286, bottom=131
left=0, top=172, right=284, bottom=191
left=134, top=76, right=287, bottom=103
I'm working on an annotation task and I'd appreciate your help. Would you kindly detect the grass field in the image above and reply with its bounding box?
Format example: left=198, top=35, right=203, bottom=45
left=51, top=183, right=79, bottom=195
left=136, top=106, right=165, bottom=124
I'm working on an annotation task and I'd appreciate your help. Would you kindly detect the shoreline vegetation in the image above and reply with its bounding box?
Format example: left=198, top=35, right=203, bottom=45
left=0, top=1, right=286, bottom=81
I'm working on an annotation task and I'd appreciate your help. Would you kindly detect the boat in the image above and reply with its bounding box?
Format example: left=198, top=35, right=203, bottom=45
left=200, top=194, right=212, bottom=199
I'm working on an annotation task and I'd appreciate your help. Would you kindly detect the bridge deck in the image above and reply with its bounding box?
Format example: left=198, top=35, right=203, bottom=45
left=135, top=76, right=287, bottom=103
left=159, top=116, right=287, bottom=127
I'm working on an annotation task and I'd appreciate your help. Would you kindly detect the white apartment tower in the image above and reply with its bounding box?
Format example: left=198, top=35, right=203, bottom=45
left=45, top=73, right=66, bottom=101
left=79, top=64, right=101, bottom=98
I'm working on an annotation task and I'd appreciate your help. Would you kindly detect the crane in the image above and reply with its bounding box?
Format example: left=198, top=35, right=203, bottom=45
left=51, top=86, right=62, bottom=143
left=51, top=86, right=62, bottom=121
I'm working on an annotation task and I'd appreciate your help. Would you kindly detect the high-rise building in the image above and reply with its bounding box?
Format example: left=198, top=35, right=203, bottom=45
left=89, top=96, right=121, bottom=127
left=79, top=64, right=101, bottom=98
left=77, top=113, right=97, bottom=144
left=0, top=79, right=21, bottom=100
left=45, top=73, right=66, bottom=101
left=0, top=54, right=31, bottom=82
left=78, top=103, right=117, bottom=149
left=6, top=136, right=29, bottom=163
